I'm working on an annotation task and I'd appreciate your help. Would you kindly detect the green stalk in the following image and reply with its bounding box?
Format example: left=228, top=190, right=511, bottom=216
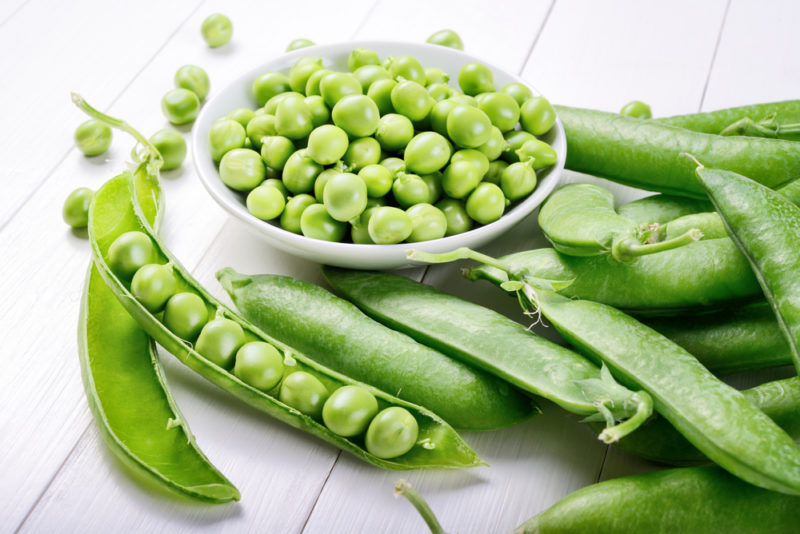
left=612, top=228, right=703, bottom=262
left=394, top=480, right=447, bottom=534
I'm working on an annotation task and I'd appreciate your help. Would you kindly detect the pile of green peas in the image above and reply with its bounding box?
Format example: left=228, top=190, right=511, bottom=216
left=105, top=228, right=419, bottom=458
left=209, top=47, right=558, bottom=244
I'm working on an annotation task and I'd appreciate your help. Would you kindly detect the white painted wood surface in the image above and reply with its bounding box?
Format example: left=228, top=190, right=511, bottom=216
left=2, top=1, right=798, bottom=532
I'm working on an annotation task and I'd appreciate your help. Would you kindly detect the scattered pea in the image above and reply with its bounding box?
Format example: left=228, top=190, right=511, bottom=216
left=286, top=38, right=314, bottom=51
left=63, top=187, right=94, bottom=228
left=149, top=129, right=186, bottom=170
left=201, top=13, right=233, bottom=48
left=161, top=88, right=200, bottom=125
left=74, top=120, right=112, bottom=157
left=174, top=65, right=210, bottom=101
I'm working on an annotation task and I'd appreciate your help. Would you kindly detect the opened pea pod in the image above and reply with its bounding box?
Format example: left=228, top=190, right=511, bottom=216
left=538, top=183, right=702, bottom=261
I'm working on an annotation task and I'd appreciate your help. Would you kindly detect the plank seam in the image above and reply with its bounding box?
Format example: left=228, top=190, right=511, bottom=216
left=698, top=0, right=732, bottom=112
left=299, top=452, right=342, bottom=534
left=0, top=0, right=33, bottom=30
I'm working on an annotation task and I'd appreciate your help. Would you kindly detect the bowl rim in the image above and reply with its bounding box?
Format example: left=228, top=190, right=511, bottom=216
left=191, top=39, right=565, bottom=266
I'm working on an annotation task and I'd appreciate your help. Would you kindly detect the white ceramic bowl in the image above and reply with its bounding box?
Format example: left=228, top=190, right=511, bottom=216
left=193, top=40, right=565, bottom=269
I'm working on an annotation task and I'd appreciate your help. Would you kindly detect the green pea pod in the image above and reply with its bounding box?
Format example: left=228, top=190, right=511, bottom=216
left=88, top=176, right=482, bottom=471
left=466, top=240, right=760, bottom=316
left=595, top=377, right=800, bottom=466
left=538, top=183, right=700, bottom=261
left=645, top=302, right=791, bottom=375
left=218, top=270, right=536, bottom=431
left=75, top=96, right=239, bottom=503
left=321, top=267, right=652, bottom=443
left=514, top=466, right=800, bottom=534
left=554, top=105, right=800, bottom=198
left=660, top=211, right=727, bottom=241
left=409, top=248, right=800, bottom=495
left=695, top=166, right=800, bottom=375
left=617, top=194, right=713, bottom=225
left=655, top=100, right=800, bottom=140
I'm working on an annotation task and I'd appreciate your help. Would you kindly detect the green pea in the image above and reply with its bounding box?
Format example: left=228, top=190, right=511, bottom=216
left=245, top=114, right=277, bottom=150
left=195, top=318, right=245, bottom=369
left=161, top=88, right=200, bottom=125
left=380, top=156, right=406, bottom=174
left=131, top=264, right=177, bottom=313
left=300, top=203, right=346, bottom=241
left=500, top=161, right=537, bottom=200
left=262, top=178, right=288, bottom=200
left=280, top=194, right=316, bottom=233
left=219, top=148, right=265, bottom=191
left=279, top=371, right=329, bottom=418
left=343, top=137, right=381, bottom=172
left=447, top=105, right=492, bottom=148
left=260, top=136, right=295, bottom=171
left=404, top=131, right=451, bottom=175
left=149, top=129, right=186, bottom=170
left=358, top=164, right=393, bottom=198
left=282, top=149, right=322, bottom=193
left=63, top=187, right=94, bottom=228
left=427, top=82, right=453, bottom=102
left=323, top=172, right=368, bottom=222
left=174, top=65, right=210, bottom=101
left=201, top=13, right=232, bottom=48
left=305, top=68, right=331, bottom=96
left=108, top=231, right=155, bottom=280
left=313, top=168, right=338, bottom=202
left=449, top=93, right=478, bottom=107
left=331, top=95, right=380, bottom=139
left=466, top=182, right=506, bottom=225
left=366, top=78, right=397, bottom=115
left=501, top=82, right=533, bottom=106
left=252, top=72, right=291, bottom=107
left=436, top=198, right=473, bottom=235
left=368, top=206, right=413, bottom=244
left=247, top=184, right=286, bottom=220
left=320, top=72, right=362, bottom=108
left=429, top=99, right=458, bottom=136
left=407, top=203, right=447, bottom=242
left=307, top=125, right=349, bottom=166
left=275, top=97, right=313, bottom=140
left=209, top=119, right=245, bottom=162
left=424, top=67, right=450, bottom=86
left=350, top=198, right=387, bottom=244
left=305, top=95, right=330, bottom=128
left=353, top=65, right=391, bottom=92
left=517, top=139, right=558, bottom=169
left=227, top=108, right=256, bottom=128
left=322, top=385, right=379, bottom=437
left=451, top=148, right=489, bottom=179
left=392, top=173, right=430, bottom=208
left=426, top=29, right=464, bottom=50
left=289, top=56, right=323, bottom=93
left=484, top=160, right=509, bottom=185
left=163, top=292, right=208, bottom=341
left=265, top=92, right=304, bottom=115
left=520, top=96, right=556, bottom=135
left=365, top=406, right=418, bottom=459
left=476, top=126, right=506, bottom=161
left=458, top=63, right=494, bottom=96
left=374, top=114, right=414, bottom=152
left=502, top=130, right=537, bottom=163
left=387, top=55, right=426, bottom=85
left=478, top=92, right=521, bottom=132
left=74, top=119, right=112, bottom=157
left=421, top=172, right=443, bottom=204
left=620, top=100, right=653, bottom=119
left=390, top=80, right=434, bottom=122
left=233, top=341, right=284, bottom=391
left=286, top=38, right=314, bottom=51
left=348, top=48, right=381, bottom=71
left=442, top=160, right=482, bottom=199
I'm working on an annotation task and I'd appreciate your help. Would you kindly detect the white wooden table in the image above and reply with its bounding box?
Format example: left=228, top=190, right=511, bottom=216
left=1, top=1, right=797, bottom=532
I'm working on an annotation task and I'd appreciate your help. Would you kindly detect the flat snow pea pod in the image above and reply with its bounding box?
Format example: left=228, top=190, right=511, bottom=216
left=616, top=194, right=713, bottom=225
left=538, top=183, right=700, bottom=261
left=411, top=247, right=800, bottom=494
left=322, top=267, right=652, bottom=442
left=655, top=100, right=800, bottom=140
left=696, top=166, right=800, bottom=374
left=87, top=179, right=482, bottom=470
left=514, top=466, right=800, bottom=534
left=645, top=302, right=791, bottom=375
left=596, top=377, right=800, bottom=466
left=218, top=269, right=536, bottom=431
left=70, top=97, right=240, bottom=503
left=553, top=105, right=800, bottom=198
left=466, top=240, right=760, bottom=316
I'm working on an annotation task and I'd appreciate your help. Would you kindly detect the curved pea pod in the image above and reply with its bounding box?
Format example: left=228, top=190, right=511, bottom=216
left=616, top=194, right=713, bottom=225
left=88, top=175, right=482, bottom=470
left=553, top=105, right=800, bottom=198
left=655, top=100, right=800, bottom=140
left=466, top=240, right=761, bottom=316
left=80, top=169, right=239, bottom=503
left=514, top=466, right=800, bottom=534
left=696, top=166, right=800, bottom=375
left=595, top=377, right=800, bottom=466
left=218, top=269, right=536, bottom=431
left=322, top=267, right=652, bottom=442
left=538, top=183, right=700, bottom=261
left=645, top=302, right=791, bottom=375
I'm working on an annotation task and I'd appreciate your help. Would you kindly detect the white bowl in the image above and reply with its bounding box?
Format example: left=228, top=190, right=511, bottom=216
left=192, top=40, right=565, bottom=270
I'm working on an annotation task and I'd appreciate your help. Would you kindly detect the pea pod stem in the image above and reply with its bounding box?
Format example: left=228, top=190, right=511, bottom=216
left=612, top=228, right=703, bottom=262
left=394, top=480, right=446, bottom=534
left=408, top=247, right=512, bottom=273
